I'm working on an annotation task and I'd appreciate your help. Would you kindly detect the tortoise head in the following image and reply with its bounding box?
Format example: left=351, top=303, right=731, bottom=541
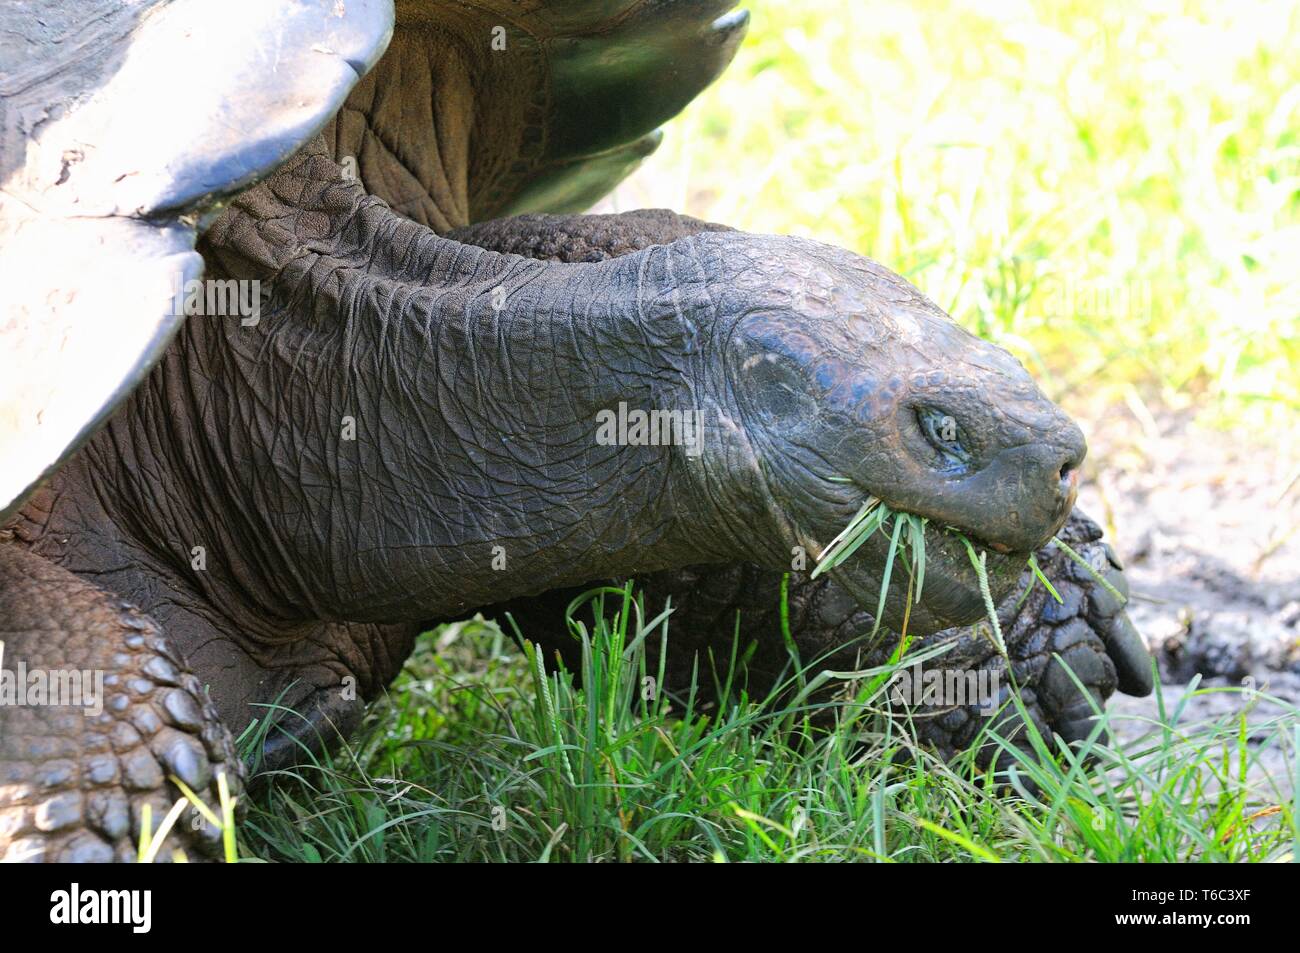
left=686, top=233, right=1085, bottom=633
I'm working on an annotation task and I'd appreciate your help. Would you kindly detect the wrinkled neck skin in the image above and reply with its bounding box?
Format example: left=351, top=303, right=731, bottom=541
left=92, top=145, right=763, bottom=626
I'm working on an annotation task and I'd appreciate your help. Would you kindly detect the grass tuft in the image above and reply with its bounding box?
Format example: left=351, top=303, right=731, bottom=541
left=238, top=586, right=1298, bottom=863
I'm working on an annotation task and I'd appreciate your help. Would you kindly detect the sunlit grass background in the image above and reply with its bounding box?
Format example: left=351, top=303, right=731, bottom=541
left=241, top=1, right=1300, bottom=862
left=608, top=0, right=1300, bottom=436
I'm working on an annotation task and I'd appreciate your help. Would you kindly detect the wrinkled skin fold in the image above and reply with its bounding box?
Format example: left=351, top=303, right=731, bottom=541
left=181, top=140, right=1083, bottom=626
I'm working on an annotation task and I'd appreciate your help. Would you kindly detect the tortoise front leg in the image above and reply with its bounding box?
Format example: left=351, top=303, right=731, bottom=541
left=0, top=544, right=240, bottom=862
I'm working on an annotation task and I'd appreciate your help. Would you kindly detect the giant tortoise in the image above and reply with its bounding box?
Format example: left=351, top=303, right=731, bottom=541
left=0, top=0, right=1151, bottom=861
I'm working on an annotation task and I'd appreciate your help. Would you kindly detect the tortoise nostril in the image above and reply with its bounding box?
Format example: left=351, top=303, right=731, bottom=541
left=1058, top=457, right=1081, bottom=497
left=1057, top=441, right=1084, bottom=488
left=1059, top=429, right=1087, bottom=482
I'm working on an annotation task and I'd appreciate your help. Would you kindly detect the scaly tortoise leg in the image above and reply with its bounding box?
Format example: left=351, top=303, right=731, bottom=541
left=157, top=615, right=419, bottom=779
left=0, top=544, right=240, bottom=862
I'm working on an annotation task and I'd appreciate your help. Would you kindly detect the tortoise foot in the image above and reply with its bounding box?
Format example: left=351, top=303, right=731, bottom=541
left=0, top=545, right=241, bottom=862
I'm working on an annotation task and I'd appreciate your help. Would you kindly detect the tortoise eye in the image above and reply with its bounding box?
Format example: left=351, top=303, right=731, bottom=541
left=917, top=407, right=972, bottom=470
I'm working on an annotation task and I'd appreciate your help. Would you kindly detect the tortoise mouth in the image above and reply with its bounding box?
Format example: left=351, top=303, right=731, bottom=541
left=833, top=528, right=1026, bottom=635
left=855, top=447, right=1080, bottom=559
left=812, top=486, right=1031, bottom=636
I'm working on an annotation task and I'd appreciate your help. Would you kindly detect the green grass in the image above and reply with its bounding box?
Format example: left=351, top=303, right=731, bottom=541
left=618, top=0, right=1300, bottom=436
left=235, top=584, right=1298, bottom=863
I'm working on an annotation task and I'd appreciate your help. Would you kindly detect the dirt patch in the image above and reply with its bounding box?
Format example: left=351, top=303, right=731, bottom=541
left=1077, top=408, right=1300, bottom=790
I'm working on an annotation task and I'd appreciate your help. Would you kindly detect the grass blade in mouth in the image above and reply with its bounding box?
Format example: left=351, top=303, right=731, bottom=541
left=814, top=488, right=1028, bottom=659
left=907, top=513, right=928, bottom=602
left=1011, top=552, right=1062, bottom=613
left=1027, top=553, right=1063, bottom=603
left=810, top=497, right=885, bottom=579
left=957, top=535, right=1008, bottom=658
left=811, top=498, right=932, bottom=644
left=1050, top=535, right=1127, bottom=606
left=869, top=516, right=907, bottom=638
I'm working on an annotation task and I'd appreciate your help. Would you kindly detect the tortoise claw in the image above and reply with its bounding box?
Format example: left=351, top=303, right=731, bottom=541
left=1103, top=611, right=1154, bottom=696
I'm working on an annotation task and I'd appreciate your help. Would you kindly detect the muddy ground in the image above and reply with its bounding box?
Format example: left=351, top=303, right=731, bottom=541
left=1077, top=409, right=1299, bottom=794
